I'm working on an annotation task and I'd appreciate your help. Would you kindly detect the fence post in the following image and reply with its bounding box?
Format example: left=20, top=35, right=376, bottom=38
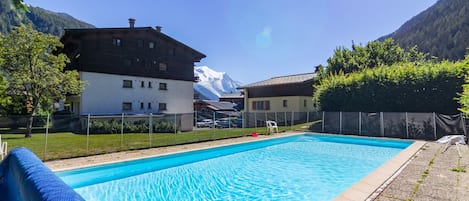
left=406, top=112, right=409, bottom=139
left=43, top=114, right=50, bottom=160
left=195, top=111, right=198, bottom=129
left=174, top=113, right=178, bottom=144
left=291, top=111, right=294, bottom=129
left=380, top=112, right=384, bottom=137
left=86, top=114, right=90, bottom=156
left=461, top=113, right=467, bottom=137
left=121, top=113, right=124, bottom=147
left=254, top=112, right=257, bottom=128
left=307, top=111, right=309, bottom=123
left=284, top=112, right=288, bottom=127
left=339, top=111, right=342, bottom=134
left=433, top=112, right=437, bottom=140
left=242, top=112, right=245, bottom=129
left=149, top=113, right=153, bottom=147
left=275, top=112, right=278, bottom=124
left=322, top=111, right=325, bottom=133
left=174, top=113, right=177, bottom=135
left=212, top=112, right=216, bottom=139
left=359, top=112, right=362, bottom=136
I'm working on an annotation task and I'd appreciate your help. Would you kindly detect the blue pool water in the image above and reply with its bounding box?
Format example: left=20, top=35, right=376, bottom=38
left=57, top=134, right=412, bottom=200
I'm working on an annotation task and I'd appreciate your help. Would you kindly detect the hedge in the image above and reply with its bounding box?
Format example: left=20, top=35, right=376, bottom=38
left=313, top=60, right=469, bottom=113
left=89, top=119, right=177, bottom=134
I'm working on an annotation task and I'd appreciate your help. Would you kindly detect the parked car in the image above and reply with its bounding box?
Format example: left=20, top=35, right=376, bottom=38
left=214, top=117, right=239, bottom=128
left=196, top=119, right=214, bottom=128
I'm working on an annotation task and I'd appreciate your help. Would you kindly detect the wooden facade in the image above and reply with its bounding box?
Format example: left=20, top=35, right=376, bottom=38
left=60, top=26, right=206, bottom=82
left=245, top=81, right=314, bottom=98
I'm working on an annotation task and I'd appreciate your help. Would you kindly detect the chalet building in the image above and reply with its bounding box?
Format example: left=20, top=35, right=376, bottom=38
left=60, top=19, right=205, bottom=130
left=219, top=93, right=244, bottom=111
left=237, top=73, right=317, bottom=113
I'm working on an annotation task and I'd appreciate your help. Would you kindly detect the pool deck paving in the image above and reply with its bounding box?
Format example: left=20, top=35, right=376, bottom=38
left=374, top=142, right=469, bottom=201
left=45, top=132, right=468, bottom=201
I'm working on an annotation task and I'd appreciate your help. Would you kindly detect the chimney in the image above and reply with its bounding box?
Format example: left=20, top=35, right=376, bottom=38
left=155, top=26, right=162, bottom=32
left=128, top=18, right=136, bottom=28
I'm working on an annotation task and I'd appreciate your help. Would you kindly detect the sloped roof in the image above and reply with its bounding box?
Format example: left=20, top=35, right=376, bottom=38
left=62, top=27, right=206, bottom=61
left=220, top=93, right=244, bottom=99
left=202, top=100, right=236, bottom=111
left=238, top=73, right=316, bottom=89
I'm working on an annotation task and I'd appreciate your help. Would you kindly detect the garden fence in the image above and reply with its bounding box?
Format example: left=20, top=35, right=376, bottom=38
left=0, top=111, right=466, bottom=160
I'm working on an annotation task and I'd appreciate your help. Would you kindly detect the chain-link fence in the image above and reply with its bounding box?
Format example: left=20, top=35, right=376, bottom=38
left=0, top=111, right=465, bottom=161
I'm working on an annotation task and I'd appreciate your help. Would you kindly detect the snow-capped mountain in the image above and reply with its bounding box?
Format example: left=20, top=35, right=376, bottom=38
left=194, top=66, right=242, bottom=100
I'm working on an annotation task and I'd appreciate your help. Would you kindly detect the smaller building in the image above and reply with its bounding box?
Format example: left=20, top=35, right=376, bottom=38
left=194, top=100, right=238, bottom=115
left=237, top=73, right=317, bottom=113
left=219, top=93, right=244, bottom=111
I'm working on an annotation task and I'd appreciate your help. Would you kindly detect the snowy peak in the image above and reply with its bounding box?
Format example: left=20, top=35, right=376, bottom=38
left=194, top=66, right=242, bottom=100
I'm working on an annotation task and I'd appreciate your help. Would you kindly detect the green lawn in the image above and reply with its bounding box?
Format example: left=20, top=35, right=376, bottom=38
left=1, top=122, right=319, bottom=161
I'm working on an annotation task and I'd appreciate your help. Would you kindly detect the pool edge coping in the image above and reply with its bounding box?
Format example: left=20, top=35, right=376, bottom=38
left=333, top=140, right=426, bottom=201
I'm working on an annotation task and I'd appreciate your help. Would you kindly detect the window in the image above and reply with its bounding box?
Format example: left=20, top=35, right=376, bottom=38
left=159, top=63, right=167, bottom=71
left=141, top=81, right=145, bottom=88
left=148, top=102, right=152, bottom=109
left=159, top=103, right=167, bottom=111
left=113, top=38, right=121, bottom=46
left=252, top=101, right=270, bottom=111
left=159, top=83, right=167, bottom=90
left=149, top=42, right=155, bottom=49
left=137, top=39, right=143, bottom=48
left=283, top=100, right=288, bottom=107
left=122, top=102, right=132, bottom=111
left=140, top=102, right=144, bottom=109
left=148, top=81, right=152, bottom=88
left=123, top=80, right=133, bottom=88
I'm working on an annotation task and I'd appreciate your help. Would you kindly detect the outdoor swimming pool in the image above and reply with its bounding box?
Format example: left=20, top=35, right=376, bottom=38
left=57, top=134, right=413, bottom=200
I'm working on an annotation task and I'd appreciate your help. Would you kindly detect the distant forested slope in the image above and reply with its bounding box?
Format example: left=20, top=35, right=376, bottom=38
left=380, top=0, right=469, bottom=61
left=0, top=0, right=94, bottom=36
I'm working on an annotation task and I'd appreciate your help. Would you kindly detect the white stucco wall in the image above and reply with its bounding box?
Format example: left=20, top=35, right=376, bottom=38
left=77, top=72, right=193, bottom=115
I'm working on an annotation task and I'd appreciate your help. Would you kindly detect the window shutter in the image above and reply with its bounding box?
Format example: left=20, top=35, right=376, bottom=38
left=265, top=101, right=270, bottom=110
left=252, top=101, right=257, bottom=110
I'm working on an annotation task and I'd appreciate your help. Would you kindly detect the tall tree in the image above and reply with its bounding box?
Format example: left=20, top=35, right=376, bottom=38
left=0, top=24, right=84, bottom=137
left=326, top=39, right=428, bottom=75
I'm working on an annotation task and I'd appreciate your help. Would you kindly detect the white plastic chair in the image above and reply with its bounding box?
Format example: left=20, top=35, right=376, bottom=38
left=266, top=120, right=279, bottom=134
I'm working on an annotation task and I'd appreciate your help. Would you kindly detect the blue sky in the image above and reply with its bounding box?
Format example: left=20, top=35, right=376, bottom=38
left=25, top=0, right=437, bottom=84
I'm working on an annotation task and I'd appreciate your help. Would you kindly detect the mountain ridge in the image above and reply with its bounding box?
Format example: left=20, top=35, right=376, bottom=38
left=0, top=0, right=94, bottom=36
left=380, top=0, right=469, bottom=60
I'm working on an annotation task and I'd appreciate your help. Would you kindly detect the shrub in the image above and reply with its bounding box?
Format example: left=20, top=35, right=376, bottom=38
left=314, top=60, right=469, bottom=113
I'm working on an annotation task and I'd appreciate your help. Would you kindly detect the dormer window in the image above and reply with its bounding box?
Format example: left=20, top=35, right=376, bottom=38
left=113, top=38, right=121, bottom=46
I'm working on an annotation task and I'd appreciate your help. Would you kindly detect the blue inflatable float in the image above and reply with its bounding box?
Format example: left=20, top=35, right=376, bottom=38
left=0, top=148, right=84, bottom=201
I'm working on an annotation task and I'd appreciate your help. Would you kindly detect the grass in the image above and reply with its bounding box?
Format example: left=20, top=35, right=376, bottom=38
left=1, top=121, right=319, bottom=161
